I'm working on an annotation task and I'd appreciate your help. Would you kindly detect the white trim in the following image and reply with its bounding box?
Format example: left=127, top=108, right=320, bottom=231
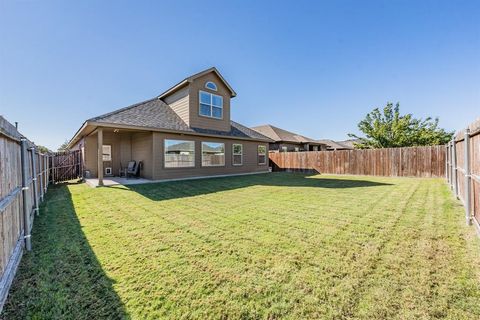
left=232, top=143, right=243, bottom=166
left=205, top=81, right=217, bottom=91
left=258, top=145, right=267, bottom=165
left=201, top=141, right=225, bottom=167
left=102, top=144, right=112, bottom=161
left=164, top=139, right=196, bottom=168
left=199, top=90, right=223, bottom=119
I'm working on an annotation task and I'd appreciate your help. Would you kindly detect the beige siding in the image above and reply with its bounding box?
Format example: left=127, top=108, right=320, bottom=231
left=188, top=72, right=231, bottom=132
left=163, top=86, right=189, bottom=124
left=131, top=132, right=153, bottom=179
left=151, top=132, right=268, bottom=180
left=84, top=131, right=146, bottom=178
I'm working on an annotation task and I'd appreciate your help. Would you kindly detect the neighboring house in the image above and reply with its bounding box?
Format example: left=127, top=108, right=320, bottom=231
left=316, top=139, right=355, bottom=150
left=336, top=139, right=360, bottom=149
left=68, top=67, right=272, bottom=185
left=251, top=124, right=327, bottom=152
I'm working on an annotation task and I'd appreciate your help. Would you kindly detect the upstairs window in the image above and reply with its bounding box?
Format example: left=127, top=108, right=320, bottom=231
left=205, top=81, right=217, bottom=91
left=199, top=91, right=223, bottom=119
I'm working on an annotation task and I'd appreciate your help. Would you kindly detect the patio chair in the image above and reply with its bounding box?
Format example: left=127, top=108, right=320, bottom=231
left=126, top=161, right=136, bottom=178
left=126, top=160, right=143, bottom=178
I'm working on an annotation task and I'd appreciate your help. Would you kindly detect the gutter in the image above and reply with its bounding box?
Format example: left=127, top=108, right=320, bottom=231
left=74, top=121, right=273, bottom=143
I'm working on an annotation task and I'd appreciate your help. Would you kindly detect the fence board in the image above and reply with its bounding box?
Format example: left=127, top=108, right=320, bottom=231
left=446, top=118, right=480, bottom=227
left=0, top=116, right=50, bottom=312
left=269, top=145, right=446, bottom=178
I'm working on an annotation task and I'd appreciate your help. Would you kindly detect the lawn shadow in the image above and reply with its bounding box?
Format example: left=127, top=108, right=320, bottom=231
left=125, top=172, right=393, bottom=202
left=1, top=183, right=128, bottom=319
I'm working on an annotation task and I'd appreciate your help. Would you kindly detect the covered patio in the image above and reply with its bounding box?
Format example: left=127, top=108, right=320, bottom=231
left=73, top=125, right=154, bottom=186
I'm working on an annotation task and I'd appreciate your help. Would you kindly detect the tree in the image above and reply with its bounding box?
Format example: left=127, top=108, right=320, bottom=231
left=348, top=102, right=453, bottom=149
left=58, top=140, right=70, bottom=152
left=36, top=145, right=50, bottom=153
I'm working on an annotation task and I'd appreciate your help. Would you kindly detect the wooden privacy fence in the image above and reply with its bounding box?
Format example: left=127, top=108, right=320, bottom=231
left=0, top=116, right=49, bottom=311
left=49, top=150, right=83, bottom=183
left=446, top=118, right=480, bottom=228
left=269, top=145, right=446, bottom=177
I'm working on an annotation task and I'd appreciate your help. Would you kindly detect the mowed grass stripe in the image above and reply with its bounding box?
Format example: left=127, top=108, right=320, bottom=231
left=2, top=173, right=480, bottom=320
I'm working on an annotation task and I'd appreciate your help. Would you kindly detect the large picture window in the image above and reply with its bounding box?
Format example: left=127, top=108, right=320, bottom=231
left=258, top=145, right=267, bottom=165
left=202, top=142, right=225, bottom=167
left=232, top=144, right=243, bottom=166
left=199, top=91, right=223, bottom=119
left=164, top=139, right=195, bottom=168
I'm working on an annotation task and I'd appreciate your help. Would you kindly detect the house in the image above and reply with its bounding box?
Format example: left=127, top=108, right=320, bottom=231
left=68, top=67, right=272, bottom=185
left=317, top=139, right=355, bottom=150
left=251, top=124, right=327, bottom=152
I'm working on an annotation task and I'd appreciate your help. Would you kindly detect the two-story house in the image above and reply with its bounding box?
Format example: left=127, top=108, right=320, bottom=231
left=68, top=68, right=272, bottom=185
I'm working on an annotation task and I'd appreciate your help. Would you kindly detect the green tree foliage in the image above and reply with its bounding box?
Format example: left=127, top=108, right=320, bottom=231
left=58, top=140, right=70, bottom=152
left=36, top=145, right=50, bottom=153
left=349, top=103, right=453, bottom=149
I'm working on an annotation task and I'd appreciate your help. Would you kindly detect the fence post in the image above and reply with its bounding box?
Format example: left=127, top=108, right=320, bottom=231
left=38, top=153, right=44, bottom=202
left=30, top=147, right=39, bottom=216
left=445, top=143, right=449, bottom=183
left=452, top=140, right=458, bottom=198
left=464, top=129, right=472, bottom=225
left=20, top=138, right=32, bottom=251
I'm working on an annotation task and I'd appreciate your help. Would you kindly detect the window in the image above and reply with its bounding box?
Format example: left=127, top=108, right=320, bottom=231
left=202, top=142, right=225, bottom=166
left=199, top=91, right=223, bottom=119
left=102, top=145, right=111, bottom=161
left=281, top=146, right=288, bottom=152
left=205, top=81, right=217, bottom=91
left=258, top=145, right=267, bottom=165
left=294, top=147, right=299, bottom=152
left=232, top=144, right=243, bottom=166
left=164, top=139, right=195, bottom=168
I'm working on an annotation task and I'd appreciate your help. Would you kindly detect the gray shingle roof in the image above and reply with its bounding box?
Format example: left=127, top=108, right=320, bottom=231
left=251, top=124, right=322, bottom=144
left=87, top=98, right=271, bottom=141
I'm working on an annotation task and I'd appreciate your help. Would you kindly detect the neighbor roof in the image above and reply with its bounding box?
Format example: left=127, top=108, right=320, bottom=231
left=251, top=124, right=322, bottom=144
left=316, top=139, right=354, bottom=150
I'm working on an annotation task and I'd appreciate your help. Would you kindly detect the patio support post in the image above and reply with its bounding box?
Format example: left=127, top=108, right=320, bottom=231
left=97, top=128, right=104, bottom=186
left=20, top=138, right=32, bottom=251
left=464, top=129, right=471, bottom=225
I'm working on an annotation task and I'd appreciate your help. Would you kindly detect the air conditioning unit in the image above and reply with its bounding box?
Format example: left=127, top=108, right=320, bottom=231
left=105, top=167, right=113, bottom=176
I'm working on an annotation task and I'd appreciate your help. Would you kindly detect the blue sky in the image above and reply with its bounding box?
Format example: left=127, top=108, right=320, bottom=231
left=1, top=0, right=479, bottom=150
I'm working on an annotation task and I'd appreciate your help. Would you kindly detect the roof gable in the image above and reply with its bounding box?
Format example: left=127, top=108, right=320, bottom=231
left=158, top=67, right=237, bottom=99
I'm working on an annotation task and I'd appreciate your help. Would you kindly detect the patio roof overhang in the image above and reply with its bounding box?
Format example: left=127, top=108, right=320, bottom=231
left=67, top=120, right=273, bottom=149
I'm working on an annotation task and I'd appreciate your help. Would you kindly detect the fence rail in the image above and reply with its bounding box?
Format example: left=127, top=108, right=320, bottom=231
left=446, top=118, right=480, bottom=228
left=0, top=116, right=50, bottom=311
left=269, top=145, right=446, bottom=178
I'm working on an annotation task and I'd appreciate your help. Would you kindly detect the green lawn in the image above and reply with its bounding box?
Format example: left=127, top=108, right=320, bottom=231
left=2, top=173, right=480, bottom=319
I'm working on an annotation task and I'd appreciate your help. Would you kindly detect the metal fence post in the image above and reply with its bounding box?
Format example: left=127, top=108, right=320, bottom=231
left=30, top=147, right=39, bottom=216
left=38, top=152, right=44, bottom=202
left=452, top=140, right=458, bottom=198
left=20, top=138, right=32, bottom=251
left=446, top=142, right=450, bottom=184
left=464, top=129, right=472, bottom=225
